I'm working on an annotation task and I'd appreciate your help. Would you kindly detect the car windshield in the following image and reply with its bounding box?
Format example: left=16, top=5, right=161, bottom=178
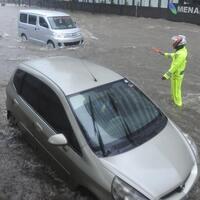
left=48, top=16, right=76, bottom=29
left=68, top=79, right=167, bottom=157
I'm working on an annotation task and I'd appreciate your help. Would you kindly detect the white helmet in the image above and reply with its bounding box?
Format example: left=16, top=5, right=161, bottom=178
left=171, top=35, right=187, bottom=48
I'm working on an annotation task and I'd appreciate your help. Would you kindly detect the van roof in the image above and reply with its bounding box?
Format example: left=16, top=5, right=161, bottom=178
left=19, top=9, right=69, bottom=17
left=21, top=56, right=123, bottom=96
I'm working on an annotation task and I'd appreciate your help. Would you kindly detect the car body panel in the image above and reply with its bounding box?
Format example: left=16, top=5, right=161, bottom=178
left=22, top=56, right=123, bottom=95
left=6, top=56, right=199, bottom=200
left=101, top=121, right=195, bottom=199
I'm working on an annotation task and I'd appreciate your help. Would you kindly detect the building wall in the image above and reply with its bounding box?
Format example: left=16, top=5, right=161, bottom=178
left=78, top=0, right=171, bottom=8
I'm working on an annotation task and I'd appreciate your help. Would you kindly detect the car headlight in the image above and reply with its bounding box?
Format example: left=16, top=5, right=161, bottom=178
left=77, top=32, right=81, bottom=36
left=112, top=176, right=149, bottom=200
left=184, top=133, right=200, bottom=164
left=53, top=32, right=65, bottom=38
left=67, top=32, right=81, bottom=37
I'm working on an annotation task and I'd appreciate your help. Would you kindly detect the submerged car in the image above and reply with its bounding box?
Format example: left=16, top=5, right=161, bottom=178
left=6, top=56, right=199, bottom=200
left=18, top=9, right=84, bottom=48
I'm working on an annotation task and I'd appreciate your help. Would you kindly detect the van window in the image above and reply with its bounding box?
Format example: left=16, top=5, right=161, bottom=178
left=48, top=16, right=76, bottom=30
left=39, top=83, right=81, bottom=154
left=28, top=15, right=37, bottom=25
left=20, top=13, right=27, bottom=23
left=39, top=17, right=49, bottom=28
left=13, top=69, right=26, bottom=94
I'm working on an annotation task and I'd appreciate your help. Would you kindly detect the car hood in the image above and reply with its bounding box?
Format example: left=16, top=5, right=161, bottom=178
left=52, top=27, right=81, bottom=34
left=100, top=121, right=194, bottom=199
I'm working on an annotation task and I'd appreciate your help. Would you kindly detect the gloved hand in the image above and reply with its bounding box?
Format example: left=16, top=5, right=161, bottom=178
left=161, top=76, right=167, bottom=80
left=152, top=47, right=164, bottom=55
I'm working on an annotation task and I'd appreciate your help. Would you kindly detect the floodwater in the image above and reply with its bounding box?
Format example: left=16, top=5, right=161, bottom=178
left=0, top=4, right=200, bottom=200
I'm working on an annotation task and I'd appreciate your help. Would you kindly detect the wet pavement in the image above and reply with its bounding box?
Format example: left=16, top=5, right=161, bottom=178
left=0, top=4, right=200, bottom=200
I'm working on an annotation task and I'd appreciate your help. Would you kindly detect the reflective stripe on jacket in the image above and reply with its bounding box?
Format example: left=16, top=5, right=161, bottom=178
left=163, top=46, right=188, bottom=79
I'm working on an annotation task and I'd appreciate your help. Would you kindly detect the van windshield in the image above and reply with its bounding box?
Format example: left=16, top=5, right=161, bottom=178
left=48, top=16, right=76, bottom=29
left=68, top=79, right=167, bottom=157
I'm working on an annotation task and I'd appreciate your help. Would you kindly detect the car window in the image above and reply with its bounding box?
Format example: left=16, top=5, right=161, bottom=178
left=39, top=17, right=48, bottom=28
left=68, top=79, right=167, bottom=157
left=28, top=15, right=37, bottom=25
left=38, top=82, right=81, bottom=154
left=20, top=13, right=27, bottom=23
left=19, top=72, right=81, bottom=154
left=20, top=73, right=40, bottom=113
left=13, top=69, right=26, bottom=94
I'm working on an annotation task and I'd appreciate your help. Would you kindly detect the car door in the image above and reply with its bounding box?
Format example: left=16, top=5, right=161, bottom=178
left=35, top=81, right=83, bottom=176
left=9, top=69, right=28, bottom=126
left=24, top=76, right=85, bottom=182
left=18, top=13, right=28, bottom=38
left=27, top=14, right=38, bottom=41
left=35, top=16, right=50, bottom=44
left=12, top=71, right=87, bottom=184
left=11, top=71, right=41, bottom=146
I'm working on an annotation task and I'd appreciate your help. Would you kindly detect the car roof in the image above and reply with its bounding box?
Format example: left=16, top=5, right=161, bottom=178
left=19, top=9, right=69, bottom=17
left=21, top=56, right=123, bottom=96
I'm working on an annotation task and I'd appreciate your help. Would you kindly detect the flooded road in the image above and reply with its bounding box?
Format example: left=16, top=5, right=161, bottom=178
left=0, top=4, right=200, bottom=200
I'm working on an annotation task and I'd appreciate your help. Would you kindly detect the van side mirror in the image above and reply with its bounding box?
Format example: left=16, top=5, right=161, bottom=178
left=48, top=134, right=68, bottom=146
left=42, top=22, right=49, bottom=29
left=44, top=23, right=49, bottom=29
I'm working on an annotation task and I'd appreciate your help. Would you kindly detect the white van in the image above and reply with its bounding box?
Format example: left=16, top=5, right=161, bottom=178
left=18, top=9, right=84, bottom=48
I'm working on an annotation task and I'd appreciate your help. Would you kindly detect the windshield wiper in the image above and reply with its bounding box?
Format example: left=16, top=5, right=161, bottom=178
left=88, top=96, right=109, bottom=157
left=107, top=93, right=134, bottom=144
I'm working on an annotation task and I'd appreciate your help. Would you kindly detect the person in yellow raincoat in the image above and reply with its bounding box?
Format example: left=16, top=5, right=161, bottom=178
left=153, top=35, right=188, bottom=108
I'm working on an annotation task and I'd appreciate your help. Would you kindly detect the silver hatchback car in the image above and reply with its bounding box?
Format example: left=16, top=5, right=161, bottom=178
left=6, top=56, right=199, bottom=200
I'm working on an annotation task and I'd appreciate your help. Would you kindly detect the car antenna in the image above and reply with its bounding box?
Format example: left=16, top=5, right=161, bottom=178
left=82, top=60, right=98, bottom=82
left=87, top=69, right=98, bottom=82
left=74, top=48, right=98, bottom=82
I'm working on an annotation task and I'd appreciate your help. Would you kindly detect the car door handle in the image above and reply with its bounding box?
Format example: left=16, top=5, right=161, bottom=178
left=13, top=98, right=19, bottom=106
left=33, top=122, right=43, bottom=132
left=35, top=27, right=40, bottom=31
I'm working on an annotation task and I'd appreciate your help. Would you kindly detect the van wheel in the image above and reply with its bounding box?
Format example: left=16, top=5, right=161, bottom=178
left=47, top=41, right=55, bottom=49
left=21, top=34, right=27, bottom=42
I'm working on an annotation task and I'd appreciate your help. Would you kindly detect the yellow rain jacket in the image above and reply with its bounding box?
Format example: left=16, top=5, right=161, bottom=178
left=163, top=46, right=188, bottom=107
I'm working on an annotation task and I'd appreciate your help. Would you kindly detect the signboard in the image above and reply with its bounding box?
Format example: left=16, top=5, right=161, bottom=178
left=169, top=2, right=200, bottom=15
left=177, top=5, right=200, bottom=14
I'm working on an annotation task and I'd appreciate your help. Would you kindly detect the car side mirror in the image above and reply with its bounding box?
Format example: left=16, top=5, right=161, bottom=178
left=48, top=134, right=68, bottom=146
